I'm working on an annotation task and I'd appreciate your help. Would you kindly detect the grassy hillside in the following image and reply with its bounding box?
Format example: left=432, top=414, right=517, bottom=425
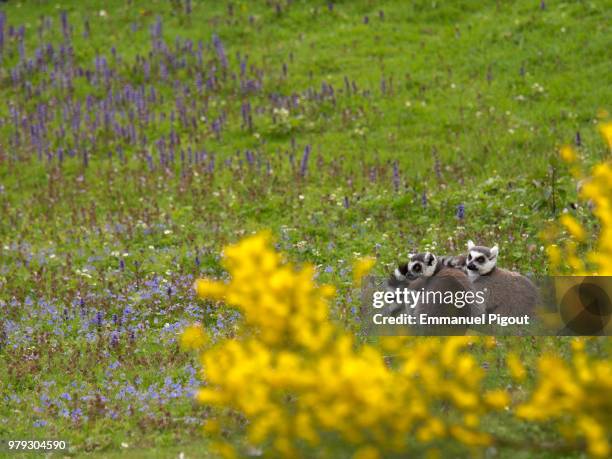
left=0, top=0, right=610, bottom=456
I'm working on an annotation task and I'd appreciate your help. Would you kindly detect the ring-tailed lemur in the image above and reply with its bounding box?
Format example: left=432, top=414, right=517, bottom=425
left=392, top=252, right=466, bottom=283
left=465, top=240, right=538, bottom=317
left=386, top=252, right=480, bottom=335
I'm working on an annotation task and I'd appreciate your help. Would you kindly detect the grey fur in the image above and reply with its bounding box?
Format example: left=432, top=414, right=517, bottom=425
left=466, top=242, right=538, bottom=317
left=411, top=267, right=480, bottom=335
left=439, top=254, right=467, bottom=270
left=393, top=252, right=466, bottom=282
left=386, top=253, right=483, bottom=335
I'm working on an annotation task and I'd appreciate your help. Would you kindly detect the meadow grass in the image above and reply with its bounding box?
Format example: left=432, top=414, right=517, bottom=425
left=0, top=0, right=610, bottom=457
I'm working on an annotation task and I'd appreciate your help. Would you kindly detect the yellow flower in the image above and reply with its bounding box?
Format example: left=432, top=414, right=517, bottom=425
left=211, top=441, right=237, bottom=459
left=546, top=244, right=561, bottom=269
left=577, top=411, right=610, bottom=457
left=483, top=389, right=510, bottom=409
left=590, top=440, right=611, bottom=458
left=203, top=419, right=220, bottom=434
left=463, top=413, right=480, bottom=428
left=416, top=417, right=446, bottom=442
left=571, top=338, right=585, bottom=352
left=353, top=256, right=376, bottom=287
left=449, top=426, right=492, bottom=446
left=179, top=323, right=207, bottom=351
left=507, top=353, right=526, bottom=381
left=484, top=336, right=497, bottom=349
left=559, top=145, right=577, bottom=163
left=194, top=278, right=227, bottom=300
left=353, top=446, right=381, bottom=459
left=564, top=240, right=586, bottom=273
left=560, top=214, right=585, bottom=242
left=599, top=122, right=612, bottom=149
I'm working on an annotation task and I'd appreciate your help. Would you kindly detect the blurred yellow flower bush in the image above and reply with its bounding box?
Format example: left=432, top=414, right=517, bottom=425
left=184, top=232, right=610, bottom=457
left=179, top=323, right=208, bottom=351
left=546, top=121, right=612, bottom=275
left=533, top=121, right=612, bottom=456
left=514, top=339, right=612, bottom=457
left=186, top=233, right=511, bottom=457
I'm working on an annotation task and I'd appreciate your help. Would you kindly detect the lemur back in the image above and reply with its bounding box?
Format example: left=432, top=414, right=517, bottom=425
left=465, top=241, right=538, bottom=316
left=472, top=268, right=538, bottom=316
left=410, top=267, right=479, bottom=335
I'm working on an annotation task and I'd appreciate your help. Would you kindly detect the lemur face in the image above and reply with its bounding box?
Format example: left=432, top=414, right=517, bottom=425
left=407, top=252, right=437, bottom=278
left=393, top=263, right=414, bottom=282
left=466, top=240, right=498, bottom=278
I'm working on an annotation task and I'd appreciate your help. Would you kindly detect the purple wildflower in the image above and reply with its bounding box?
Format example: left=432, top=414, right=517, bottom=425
left=94, top=311, right=103, bottom=328
left=71, top=408, right=83, bottom=422
left=0, top=12, right=5, bottom=53
left=60, top=11, right=69, bottom=41
left=241, top=101, right=252, bottom=130
left=456, top=204, right=465, bottom=220
left=392, top=161, right=400, bottom=191
left=212, top=34, right=228, bottom=68
left=299, top=145, right=311, bottom=177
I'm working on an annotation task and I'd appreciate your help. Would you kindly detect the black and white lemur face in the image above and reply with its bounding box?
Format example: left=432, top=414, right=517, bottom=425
left=395, top=252, right=438, bottom=279
left=466, top=240, right=498, bottom=279
left=392, top=252, right=467, bottom=284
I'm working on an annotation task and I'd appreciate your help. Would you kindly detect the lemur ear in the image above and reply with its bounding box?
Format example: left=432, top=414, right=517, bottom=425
left=394, top=266, right=407, bottom=281
left=467, top=240, right=475, bottom=250
left=490, top=245, right=499, bottom=258
left=425, top=252, right=436, bottom=266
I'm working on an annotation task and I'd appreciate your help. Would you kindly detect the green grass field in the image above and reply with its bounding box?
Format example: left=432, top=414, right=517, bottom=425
left=0, top=0, right=610, bottom=457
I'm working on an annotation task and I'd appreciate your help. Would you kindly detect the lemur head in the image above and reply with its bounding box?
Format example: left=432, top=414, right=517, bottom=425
left=466, top=240, right=498, bottom=278
left=407, top=252, right=438, bottom=278
left=393, top=252, right=438, bottom=282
